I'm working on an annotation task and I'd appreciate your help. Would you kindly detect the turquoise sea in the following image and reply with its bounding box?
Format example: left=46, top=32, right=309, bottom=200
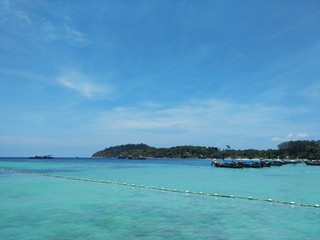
left=1, top=157, right=320, bottom=239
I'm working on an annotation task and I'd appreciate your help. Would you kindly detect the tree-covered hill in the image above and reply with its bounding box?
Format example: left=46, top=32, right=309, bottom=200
left=92, top=143, right=220, bottom=159
left=278, top=140, right=320, bottom=159
left=92, top=140, right=320, bottom=159
left=92, top=143, right=156, bottom=158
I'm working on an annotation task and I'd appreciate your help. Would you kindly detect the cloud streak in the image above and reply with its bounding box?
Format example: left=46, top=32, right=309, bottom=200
left=41, top=22, right=91, bottom=45
left=57, top=71, right=112, bottom=98
left=271, top=133, right=309, bottom=142
left=1, top=68, right=46, bottom=82
left=0, top=2, right=90, bottom=46
left=300, top=81, right=320, bottom=100
left=90, top=98, right=308, bottom=148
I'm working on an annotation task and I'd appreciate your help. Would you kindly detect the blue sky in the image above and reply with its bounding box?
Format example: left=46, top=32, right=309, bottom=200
left=1, top=0, right=320, bottom=157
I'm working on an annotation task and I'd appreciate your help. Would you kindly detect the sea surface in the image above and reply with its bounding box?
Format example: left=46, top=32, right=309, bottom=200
left=1, top=157, right=319, bottom=239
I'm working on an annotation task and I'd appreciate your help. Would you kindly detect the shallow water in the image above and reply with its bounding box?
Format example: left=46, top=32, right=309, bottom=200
left=1, top=158, right=320, bottom=239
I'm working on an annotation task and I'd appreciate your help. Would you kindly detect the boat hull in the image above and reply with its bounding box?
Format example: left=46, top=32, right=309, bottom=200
left=305, top=161, right=320, bottom=166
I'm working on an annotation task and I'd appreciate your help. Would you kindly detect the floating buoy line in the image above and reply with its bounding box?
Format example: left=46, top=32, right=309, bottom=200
left=277, top=169, right=320, bottom=174
left=1, top=167, right=320, bottom=209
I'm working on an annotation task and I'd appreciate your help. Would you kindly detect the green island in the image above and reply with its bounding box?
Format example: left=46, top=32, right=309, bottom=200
left=92, top=140, right=320, bottom=159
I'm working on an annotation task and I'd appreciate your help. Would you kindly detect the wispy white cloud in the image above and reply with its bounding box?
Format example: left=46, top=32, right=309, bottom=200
left=14, top=10, right=31, bottom=25
left=91, top=98, right=305, bottom=148
left=57, top=71, right=113, bottom=98
left=64, top=26, right=90, bottom=44
left=300, top=81, right=320, bottom=100
left=1, top=68, right=46, bottom=82
left=0, top=2, right=90, bottom=46
left=41, top=21, right=58, bottom=41
left=271, top=133, right=309, bottom=142
left=41, top=22, right=90, bottom=45
left=0, top=135, right=59, bottom=146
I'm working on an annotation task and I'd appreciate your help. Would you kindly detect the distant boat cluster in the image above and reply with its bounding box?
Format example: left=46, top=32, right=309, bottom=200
left=305, top=160, right=320, bottom=166
left=28, top=155, right=53, bottom=159
left=211, top=159, right=320, bottom=168
left=118, top=155, right=147, bottom=160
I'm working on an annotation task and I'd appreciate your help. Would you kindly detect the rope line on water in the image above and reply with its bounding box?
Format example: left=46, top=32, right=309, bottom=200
left=277, top=169, right=320, bottom=174
left=1, top=167, right=320, bottom=209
